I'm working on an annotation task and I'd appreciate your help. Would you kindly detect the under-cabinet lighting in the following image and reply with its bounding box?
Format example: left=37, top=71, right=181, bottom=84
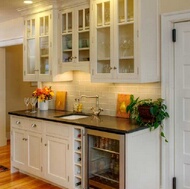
left=24, top=0, right=33, bottom=4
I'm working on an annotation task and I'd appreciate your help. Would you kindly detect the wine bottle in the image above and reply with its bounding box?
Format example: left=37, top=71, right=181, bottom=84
left=77, top=146, right=81, bottom=150
left=75, top=181, right=81, bottom=186
left=78, top=157, right=81, bottom=161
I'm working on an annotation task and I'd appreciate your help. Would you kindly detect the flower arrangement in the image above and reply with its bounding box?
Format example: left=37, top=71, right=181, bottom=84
left=32, top=86, right=54, bottom=102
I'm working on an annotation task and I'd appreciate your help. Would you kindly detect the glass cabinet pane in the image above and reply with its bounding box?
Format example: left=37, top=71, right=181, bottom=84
left=97, top=27, right=110, bottom=73
left=62, top=34, right=72, bottom=62
left=78, top=10, right=83, bottom=31
left=68, top=12, right=72, bottom=32
left=62, top=12, right=72, bottom=32
left=104, top=2, right=110, bottom=25
left=62, top=13, right=66, bottom=33
left=27, top=19, right=35, bottom=38
left=40, top=16, right=49, bottom=36
left=85, top=8, right=90, bottom=29
left=79, top=32, right=90, bottom=62
left=118, top=0, right=125, bottom=23
left=127, top=0, right=134, bottom=21
left=97, top=3, right=102, bottom=26
left=39, top=36, right=49, bottom=74
left=118, top=24, right=134, bottom=73
left=118, top=0, right=134, bottom=23
left=27, top=39, right=35, bottom=74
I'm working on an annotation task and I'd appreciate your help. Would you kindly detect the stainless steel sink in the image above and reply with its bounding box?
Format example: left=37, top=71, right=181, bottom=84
left=55, top=114, right=89, bottom=120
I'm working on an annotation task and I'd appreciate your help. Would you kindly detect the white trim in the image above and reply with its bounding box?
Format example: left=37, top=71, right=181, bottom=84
left=0, top=37, right=23, bottom=47
left=161, top=10, right=190, bottom=189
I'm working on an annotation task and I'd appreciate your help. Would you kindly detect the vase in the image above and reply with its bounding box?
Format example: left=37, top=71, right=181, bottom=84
left=39, top=101, right=48, bottom=110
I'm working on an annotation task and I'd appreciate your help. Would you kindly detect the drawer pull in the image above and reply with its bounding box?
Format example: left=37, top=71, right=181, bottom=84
left=16, top=121, right=21, bottom=125
left=31, top=124, right=37, bottom=128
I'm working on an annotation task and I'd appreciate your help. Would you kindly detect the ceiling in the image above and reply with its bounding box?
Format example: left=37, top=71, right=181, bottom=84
left=0, top=0, right=39, bottom=23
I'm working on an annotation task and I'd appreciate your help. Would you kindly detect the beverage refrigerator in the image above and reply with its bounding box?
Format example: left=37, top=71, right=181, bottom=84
left=86, top=129, right=125, bottom=189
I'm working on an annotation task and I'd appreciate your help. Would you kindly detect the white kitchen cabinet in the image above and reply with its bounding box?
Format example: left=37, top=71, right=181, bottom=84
left=11, top=116, right=72, bottom=189
left=11, top=116, right=43, bottom=177
left=22, top=5, right=73, bottom=82
left=60, top=3, right=90, bottom=73
left=44, top=121, right=71, bottom=188
left=90, top=0, right=159, bottom=83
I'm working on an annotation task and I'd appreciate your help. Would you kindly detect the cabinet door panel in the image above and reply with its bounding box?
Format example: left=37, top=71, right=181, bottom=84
left=11, top=129, right=26, bottom=170
left=27, top=132, right=42, bottom=177
left=45, top=136, right=69, bottom=188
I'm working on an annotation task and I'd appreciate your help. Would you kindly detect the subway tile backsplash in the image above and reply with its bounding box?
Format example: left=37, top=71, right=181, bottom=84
left=45, top=71, right=161, bottom=116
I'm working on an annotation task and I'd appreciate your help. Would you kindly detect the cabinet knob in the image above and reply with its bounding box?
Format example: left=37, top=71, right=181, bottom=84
left=16, top=121, right=21, bottom=125
left=45, top=144, right=47, bottom=146
left=113, top=66, right=117, bottom=70
left=31, top=124, right=37, bottom=128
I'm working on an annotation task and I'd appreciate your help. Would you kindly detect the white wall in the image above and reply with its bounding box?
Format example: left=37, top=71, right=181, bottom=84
left=0, top=17, right=23, bottom=47
left=161, top=0, right=190, bottom=13
left=0, top=48, right=7, bottom=146
left=44, top=71, right=161, bottom=116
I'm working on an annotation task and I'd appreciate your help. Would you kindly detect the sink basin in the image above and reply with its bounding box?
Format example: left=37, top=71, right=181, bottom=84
left=57, top=114, right=89, bottom=120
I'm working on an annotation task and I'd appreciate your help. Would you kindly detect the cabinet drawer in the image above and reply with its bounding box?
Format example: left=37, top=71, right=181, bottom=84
left=27, top=119, right=43, bottom=132
left=11, top=116, right=27, bottom=130
left=45, top=122, right=69, bottom=138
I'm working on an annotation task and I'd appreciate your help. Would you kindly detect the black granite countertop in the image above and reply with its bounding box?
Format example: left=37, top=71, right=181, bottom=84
left=8, top=109, right=147, bottom=134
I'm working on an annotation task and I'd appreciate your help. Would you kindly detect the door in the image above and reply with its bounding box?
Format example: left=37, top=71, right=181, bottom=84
left=12, top=128, right=27, bottom=170
left=174, top=21, right=190, bottom=189
left=27, top=131, right=42, bottom=177
left=44, top=135, right=69, bottom=188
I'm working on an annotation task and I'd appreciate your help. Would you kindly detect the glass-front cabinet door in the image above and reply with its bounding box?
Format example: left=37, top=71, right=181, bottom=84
left=23, top=11, right=52, bottom=82
left=61, top=5, right=90, bottom=72
left=24, top=16, right=37, bottom=81
left=39, top=14, right=50, bottom=76
left=91, top=0, right=135, bottom=82
left=117, top=0, right=135, bottom=75
left=62, top=10, right=73, bottom=63
left=96, top=1, right=111, bottom=75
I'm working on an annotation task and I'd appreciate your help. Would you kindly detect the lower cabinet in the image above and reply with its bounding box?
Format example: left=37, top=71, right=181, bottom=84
left=44, top=121, right=71, bottom=188
left=10, top=116, right=71, bottom=189
left=11, top=117, right=43, bottom=178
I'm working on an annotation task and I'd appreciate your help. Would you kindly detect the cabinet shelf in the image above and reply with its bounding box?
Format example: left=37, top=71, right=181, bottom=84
left=40, top=54, right=49, bottom=58
left=97, top=57, right=110, bottom=61
left=78, top=27, right=89, bottom=32
left=63, top=49, right=72, bottom=52
left=92, top=169, right=119, bottom=184
left=79, top=47, right=89, bottom=51
left=119, top=56, right=134, bottom=60
left=118, top=20, right=134, bottom=25
left=92, top=147, right=119, bottom=154
left=89, top=174, right=119, bottom=189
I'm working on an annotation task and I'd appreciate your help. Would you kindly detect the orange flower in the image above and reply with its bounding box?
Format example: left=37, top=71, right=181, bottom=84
left=32, top=86, right=54, bottom=102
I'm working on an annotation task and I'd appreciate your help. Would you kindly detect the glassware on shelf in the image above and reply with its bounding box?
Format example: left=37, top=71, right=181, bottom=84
left=29, top=97, right=38, bottom=113
left=24, top=97, right=30, bottom=113
left=120, top=39, right=134, bottom=57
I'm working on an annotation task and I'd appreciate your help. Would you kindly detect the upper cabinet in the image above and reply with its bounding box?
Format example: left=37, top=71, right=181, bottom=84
left=90, top=0, right=160, bottom=83
left=60, top=3, right=90, bottom=73
left=24, top=12, right=51, bottom=81
left=22, top=2, right=73, bottom=82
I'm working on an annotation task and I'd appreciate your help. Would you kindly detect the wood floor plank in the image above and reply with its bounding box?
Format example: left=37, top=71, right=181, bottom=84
left=0, top=141, right=66, bottom=189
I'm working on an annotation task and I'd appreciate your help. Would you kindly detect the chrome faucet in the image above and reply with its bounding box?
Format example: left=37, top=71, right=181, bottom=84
left=80, top=95, right=103, bottom=116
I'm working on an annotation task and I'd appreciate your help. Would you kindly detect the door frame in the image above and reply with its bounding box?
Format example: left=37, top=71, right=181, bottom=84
left=161, top=10, right=190, bottom=189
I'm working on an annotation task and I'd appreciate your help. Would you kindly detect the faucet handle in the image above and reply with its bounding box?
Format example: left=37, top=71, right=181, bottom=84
left=91, top=107, right=103, bottom=116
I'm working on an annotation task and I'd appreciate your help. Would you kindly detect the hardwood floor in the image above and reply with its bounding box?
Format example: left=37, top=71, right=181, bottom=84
left=0, top=141, right=64, bottom=189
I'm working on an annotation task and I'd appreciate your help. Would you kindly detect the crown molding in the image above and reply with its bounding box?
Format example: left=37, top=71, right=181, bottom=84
left=17, top=0, right=62, bottom=16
